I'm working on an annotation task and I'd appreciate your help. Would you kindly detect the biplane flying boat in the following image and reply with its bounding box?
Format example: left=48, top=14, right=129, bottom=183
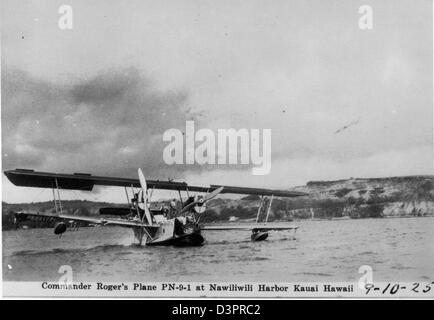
left=4, top=168, right=307, bottom=246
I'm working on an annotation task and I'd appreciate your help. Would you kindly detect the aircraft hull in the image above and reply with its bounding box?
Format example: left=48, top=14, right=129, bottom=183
left=147, top=232, right=204, bottom=246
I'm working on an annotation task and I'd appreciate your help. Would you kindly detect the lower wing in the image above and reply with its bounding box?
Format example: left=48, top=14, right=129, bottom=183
left=201, top=224, right=299, bottom=231
left=13, top=211, right=159, bottom=230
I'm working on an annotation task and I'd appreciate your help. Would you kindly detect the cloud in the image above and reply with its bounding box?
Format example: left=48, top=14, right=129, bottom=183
left=2, top=62, right=432, bottom=187
left=1, top=67, right=196, bottom=178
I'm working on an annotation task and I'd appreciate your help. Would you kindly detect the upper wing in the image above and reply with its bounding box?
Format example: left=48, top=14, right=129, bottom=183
left=4, top=169, right=307, bottom=197
left=14, top=211, right=160, bottom=229
left=201, top=224, right=299, bottom=231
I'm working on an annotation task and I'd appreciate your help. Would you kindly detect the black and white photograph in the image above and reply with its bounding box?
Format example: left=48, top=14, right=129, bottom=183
left=1, top=0, right=433, bottom=299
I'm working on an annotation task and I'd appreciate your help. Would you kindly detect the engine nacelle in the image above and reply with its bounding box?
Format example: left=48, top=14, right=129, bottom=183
left=54, top=222, right=67, bottom=235
left=194, top=204, right=206, bottom=214
left=193, top=196, right=206, bottom=214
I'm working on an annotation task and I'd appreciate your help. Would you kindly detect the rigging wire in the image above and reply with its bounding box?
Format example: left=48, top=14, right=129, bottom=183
left=28, top=187, right=48, bottom=204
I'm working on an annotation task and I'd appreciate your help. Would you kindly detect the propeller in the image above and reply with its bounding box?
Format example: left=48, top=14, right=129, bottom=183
left=180, top=186, right=224, bottom=214
left=138, top=168, right=153, bottom=225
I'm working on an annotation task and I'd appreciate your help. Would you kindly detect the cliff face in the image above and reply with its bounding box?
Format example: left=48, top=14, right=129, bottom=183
left=295, top=175, right=434, bottom=201
left=378, top=201, right=434, bottom=217
left=289, top=175, right=434, bottom=219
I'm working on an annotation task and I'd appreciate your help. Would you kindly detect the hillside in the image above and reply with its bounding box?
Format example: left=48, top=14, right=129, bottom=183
left=2, top=175, right=433, bottom=230
left=286, top=175, right=434, bottom=219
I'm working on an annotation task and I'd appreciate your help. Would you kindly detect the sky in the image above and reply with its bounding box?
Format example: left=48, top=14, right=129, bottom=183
left=1, top=0, right=432, bottom=203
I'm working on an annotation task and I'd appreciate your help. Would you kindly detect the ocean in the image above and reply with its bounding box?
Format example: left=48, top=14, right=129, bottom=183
left=3, top=217, right=434, bottom=283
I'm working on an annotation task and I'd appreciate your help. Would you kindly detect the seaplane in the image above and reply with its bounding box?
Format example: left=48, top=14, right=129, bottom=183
left=4, top=168, right=307, bottom=246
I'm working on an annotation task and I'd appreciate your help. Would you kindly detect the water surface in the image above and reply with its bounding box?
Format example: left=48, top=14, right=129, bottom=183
left=3, top=217, right=434, bottom=282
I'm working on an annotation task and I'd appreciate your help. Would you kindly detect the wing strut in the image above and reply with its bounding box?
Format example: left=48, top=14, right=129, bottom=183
left=255, top=194, right=274, bottom=224
left=178, top=189, right=184, bottom=207
left=54, top=178, right=63, bottom=215
left=52, top=188, right=59, bottom=215
left=264, top=194, right=274, bottom=224
left=124, top=186, right=135, bottom=216
left=255, top=196, right=264, bottom=223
